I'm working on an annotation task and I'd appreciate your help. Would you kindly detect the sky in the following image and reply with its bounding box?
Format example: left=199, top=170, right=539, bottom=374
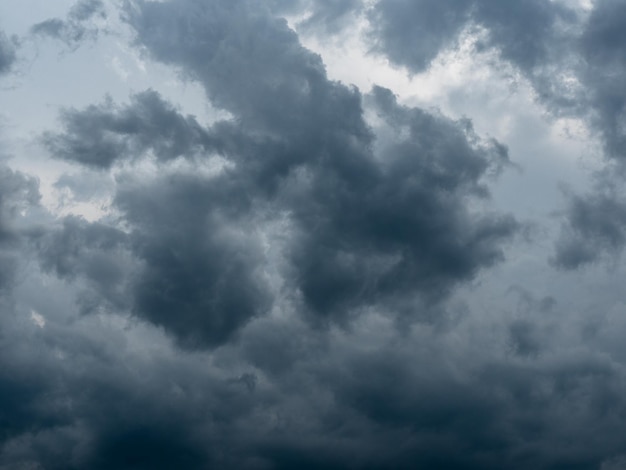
left=1, top=0, right=626, bottom=468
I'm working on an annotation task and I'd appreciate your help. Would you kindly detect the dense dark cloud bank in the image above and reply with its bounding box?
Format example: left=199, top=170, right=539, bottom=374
left=2, top=0, right=626, bottom=468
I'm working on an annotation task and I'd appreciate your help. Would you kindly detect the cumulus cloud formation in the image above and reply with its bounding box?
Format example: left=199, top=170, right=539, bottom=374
left=116, top=172, right=272, bottom=348
left=46, top=0, right=518, bottom=329
left=579, top=0, right=626, bottom=161
left=4, top=0, right=626, bottom=468
left=288, top=86, right=516, bottom=318
left=553, top=191, right=626, bottom=269
left=0, top=166, right=39, bottom=291
left=43, top=90, right=215, bottom=168
left=551, top=0, right=626, bottom=268
left=368, top=0, right=574, bottom=76
left=130, top=1, right=515, bottom=315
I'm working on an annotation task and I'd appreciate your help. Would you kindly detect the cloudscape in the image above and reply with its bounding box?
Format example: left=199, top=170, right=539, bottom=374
left=2, top=1, right=626, bottom=468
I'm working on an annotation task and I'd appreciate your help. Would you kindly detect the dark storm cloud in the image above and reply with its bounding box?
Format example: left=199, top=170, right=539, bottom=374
left=368, top=0, right=471, bottom=73
left=27, top=167, right=270, bottom=348
left=37, top=216, right=127, bottom=280
left=24, top=9, right=528, bottom=465
left=0, top=167, right=50, bottom=462
left=43, top=90, right=215, bottom=168
left=305, top=313, right=626, bottom=469
left=0, top=31, right=17, bottom=76
left=4, top=289, right=626, bottom=470
left=289, top=86, right=517, bottom=319
left=19, top=1, right=540, bottom=465
left=0, top=309, right=264, bottom=470
left=0, top=354, right=70, bottom=466
left=118, top=0, right=518, bottom=324
left=217, top=303, right=626, bottom=469
left=0, top=166, right=39, bottom=240
left=41, top=0, right=520, bottom=343
left=31, top=0, right=105, bottom=46
left=114, top=172, right=272, bottom=349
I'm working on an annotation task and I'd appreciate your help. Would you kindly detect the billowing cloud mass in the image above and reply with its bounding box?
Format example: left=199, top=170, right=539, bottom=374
left=48, top=0, right=518, bottom=329
left=368, top=0, right=576, bottom=82
left=3, top=0, right=626, bottom=468
left=30, top=0, right=106, bottom=46
left=43, top=90, right=215, bottom=168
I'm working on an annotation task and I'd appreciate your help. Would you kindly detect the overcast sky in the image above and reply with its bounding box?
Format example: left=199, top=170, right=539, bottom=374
left=2, top=0, right=626, bottom=468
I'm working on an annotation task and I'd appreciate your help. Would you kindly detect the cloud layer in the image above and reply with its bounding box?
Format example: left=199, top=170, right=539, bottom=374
left=3, top=0, right=626, bottom=469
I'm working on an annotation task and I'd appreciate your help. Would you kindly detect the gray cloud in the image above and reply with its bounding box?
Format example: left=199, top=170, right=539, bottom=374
left=122, top=0, right=517, bottom=323
left=0, top=307, right=261, bottom=469
left=288, top=86, right=517, bottom=319
left=41, top=0, right=520, bottom=343
left=31, top=169, right=271, bottom=348
left=4, top=290, right=626, bottom=469
left=0, top=32, right=17, bottom=76
left=31, top=0, right=105, bottom=46
left=43, top=90, right=215, bottom=168
left=553, top=191, right=626, bottom=269
left=0, top=167, right=54, bottom=465
left=115, top=172, right=272, bottom=349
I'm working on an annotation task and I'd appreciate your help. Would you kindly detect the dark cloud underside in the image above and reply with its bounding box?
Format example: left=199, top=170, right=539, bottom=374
left=580, top=0, right=626, bottom=161
left=116, top=173, right=271, bottom=348
left=551, top=0, right=626, bottom=268
left=553, top=0, right=626, bottom=268
left=134, top=0, right=517, bottom=313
